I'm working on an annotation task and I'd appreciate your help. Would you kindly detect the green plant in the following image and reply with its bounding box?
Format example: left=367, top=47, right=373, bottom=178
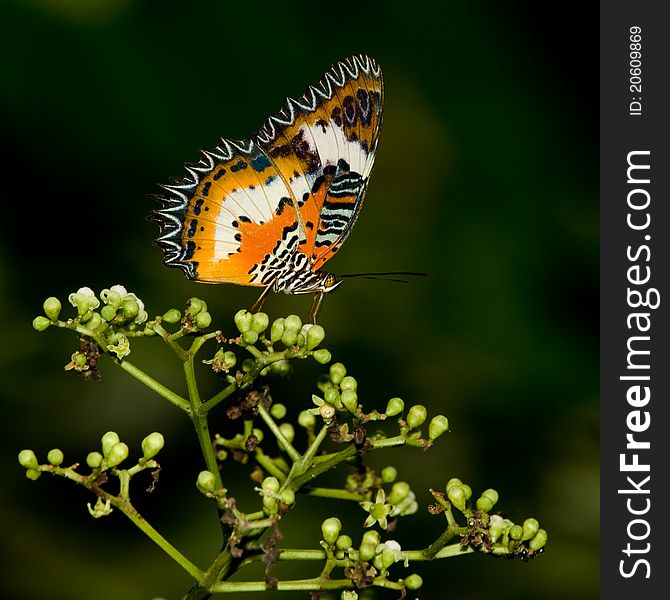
left=23, top=285, right=547, bottom=599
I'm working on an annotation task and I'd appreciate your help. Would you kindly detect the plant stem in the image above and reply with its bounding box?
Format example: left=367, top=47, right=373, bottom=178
left=116, top=359, right=190, bottom=412
left=199, top=382, right=238, bottom=414
left=302, top=487, right=368, bottom=501
left=256, top=404, right=301, bottom=463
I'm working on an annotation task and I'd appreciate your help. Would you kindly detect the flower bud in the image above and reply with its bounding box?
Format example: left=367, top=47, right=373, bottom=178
left=18, top=449, right=39, bottom=470
left=340, top=376, right=357, bottom=392
left=262, top=476, right=280, bottom=494
left=404, top=574, right=423, bottom=590
left=319, top=403, right=336, bottom=420
left=141, top=432, right=164, bottom=459
left=381, top=466, right=398, bottom=484
left=476, top=496, right=494, bottom=511
left=389, top=481, right=410, bottom=505
left=106, top=442, right=129, bottom=467
left=197, top=470, right=217, bottom=493
left=281, top=329, right=298, bottom=347
left=445, top=478, right=462, bottom=491
left=406, top=405, right=427, bottom=429
left=43, top=297, right=62, bottom=321
left=321, top=517, right=342, bottom=545
left=361, top=530, right=381, bottom=548
left=329, top=362, right=347, bottom=384
left=186, top=297, right=206, bottom=317
left=385, top=397, right=404, bottom=417
left=270, top=403, right=287, bottom=419
left=280, top=489, right=295, bottom=506
left=195, top=311, right=212, bottom=329
left=234, top=309, right=253, bottom=333
left=341, top=592, right=358, bottom=600
left=447, top=484, right=466, bottom=511
left=509, top=525, right=523, bottom=540
left=336, top=535, right=353, bottom=551
left=379, top=547, right=397, bottom=570
left=68, top=287, right=100, bottom=316
left=122, top=299, right=140, bottom=320
left=313, top=349, right=332, bottom=364
left=428, top=415, right=449, bottom=440
left=461, top=484, right=472, bottom=500
left=162, top=308, right=181, bottom=323
left=279, top=422, right=295, bottom=444
left=284, top=314, right=302, bottom=332
left=32, top=316, right=51, bottom=332
left=242, top=358, right=254, bottom=372
left=298, top=410, right=316, bottom=429
left=522, top=518, right=540, bottom=541
left=529, top=528, right=548, bottom=551
left=324, top=388, right=341, bottom=405
left=86, top=312, right=103, bottom=330
left=242, top=330, right=259, bottom=345
left=251, top=312, right=270, bottom=333
left=86, top=451, right=103, bottom=469
left=306, top=324, right=325, bottom=349
left=252, top=428, right=264, bottom=443
left=47, top=448, right=64, bottom=466
left=341, top=389, right=358, bottom=414
left=358, top=541, right=376, bottom=561
left=101, top=305, right=117, bottom=321
left=270, top=318, right=285, bottom=342
left=26, top=468, right=41, bottom=480
left=101, top=431, right=120, bottom=457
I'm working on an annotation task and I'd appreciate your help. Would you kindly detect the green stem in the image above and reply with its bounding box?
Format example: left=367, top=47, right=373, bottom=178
left=211, top=576, right=403, bottom=593
left=152, top=321, right=190, bottom=361
left=199, top=382, right=238, bottom=415
left=299, top=424, right=329, bottom=467
left=256, top=405, right=301, bottom=463
left=255, top=448, right=288, bottom=481
left=302, top=487, right=368, bottom=501
left=116, top=360, right=190, bottom=412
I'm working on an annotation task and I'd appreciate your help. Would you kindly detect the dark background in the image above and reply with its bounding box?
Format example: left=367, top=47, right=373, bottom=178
left=0, top=1, right=598, bottom=599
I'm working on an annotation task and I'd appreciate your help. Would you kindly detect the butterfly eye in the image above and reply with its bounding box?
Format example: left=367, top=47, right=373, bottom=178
left=325, top=274, right=337, bottom=288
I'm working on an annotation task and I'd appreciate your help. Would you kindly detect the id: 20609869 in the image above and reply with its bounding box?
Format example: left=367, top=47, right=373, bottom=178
left=629, top=26, right=643, bottom=116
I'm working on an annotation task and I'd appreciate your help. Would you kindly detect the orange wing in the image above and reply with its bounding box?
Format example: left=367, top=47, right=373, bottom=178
left=150, top=55, right=383, bottom=285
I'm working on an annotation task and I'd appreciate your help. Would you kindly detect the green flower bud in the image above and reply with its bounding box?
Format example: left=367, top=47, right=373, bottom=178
left=186, top=297, right=206, bottom=317
left=269, top=360, right=292, bottom=377
left=68, top=287, right=100, bottom=316
left=476, top=496, right=494, bottom=511
left=195, top=311, right=212, bottom=329
left=358, top=541, right=376, bottom=561
left=389, top=481, right=411, bottom=505
left=447, top=485, right=466, bottom=511
left=234, top=309, right=252, bottom=333
left=379, top=547, right=397, bottom=570
left=321, top=517, right=342, bottom=545
left=428, top=415, right=449, bottom=440
left=86, top=451, right=103, bottom=469
left=406, top=405, right=428, bottom=429
left=280, top=488, right=295, bottom=506
left=446, top=477, right=462, bottom=491
left=141, top=432, right=164, bottom=459
left=197, top=470, right=217, bottom=493
left=329, top=362, right=347, bottom=384
left=319, top=403, right=336, bottom=420
left=252, top=428, right=264, bottom=443
left=101, top=431, right=120, bottom=457
left=481, top=488, right=499, bottom=507
left=336, top=535, right=353, bottom=551
left=298, top=410, right=316, bottom=429
left=340, top=376, right=357, bottom=391
left=324, top=388, right=341, bottom=405
left=385, top=397, right=404, bottom=417
left=529, top=528, right=548, bottom=551
left=284, top=314, right=302, bottom=332
left=281, top=329, right=298, bottom=347
left=222, top=351, right=237, bottom=369
left=122, top=299, right=139, bottom=320
left=101, top=305, right=117, bottom=321
left=262, top=476, right=280, bottom=494
left=509, top=525, right=523, bottom=540
left=279, top=422, right=295, bottom=444
left=242, top=358, right=254, bottom=372
left=47, top=448, right=64, bottom=466
left=361, top=530, right=381, bottom=548
left=106, top=442, right=129, bottom=467
left=270, top=403, right=287, bottom=419
left=313, top=349, right=332, bottom=364
left=461, top=484, right=472, bottom=500
left=18, top=449, right=39, bottom=470
left=86, top=312, right=103, bottom=330
left=32, top=316, right=51, bottom=332
left=270, top=318, right=285, bottom=342
left=25, top=468, right=41, bottom=480
left=306, top=324, right=325, bottom=349
left=381, top=466, right=398, bottom=484
left=404, top=574, right=423, bottom=590
left=242, top=330, right=259, bottom=345
left=251, top=312, right=270, bottom=333
left=162, top=308, right=181, bottom=323
left=522, top=518, right=540, bottom=541
left=341, top=592, right=358, bottom=600
left=341, top=389, right=358, bottom=414
left=43, top=297, right=62, bottom=321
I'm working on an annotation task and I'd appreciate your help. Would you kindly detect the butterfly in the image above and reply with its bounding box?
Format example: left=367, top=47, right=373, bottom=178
left=149, top=54, right=383, bottom=322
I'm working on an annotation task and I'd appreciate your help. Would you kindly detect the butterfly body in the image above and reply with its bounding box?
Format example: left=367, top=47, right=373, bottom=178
left=150, top=54, right=383, bottom=319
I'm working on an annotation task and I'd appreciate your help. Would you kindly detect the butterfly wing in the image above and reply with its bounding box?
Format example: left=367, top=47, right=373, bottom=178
left=150, top=55, right=383, bottom=285
left=255, top=55, right=384, bottom=271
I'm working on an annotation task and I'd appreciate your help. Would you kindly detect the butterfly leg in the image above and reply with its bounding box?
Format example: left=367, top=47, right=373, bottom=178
left=251, top=285, right=273, bottom=314
left=308, top=291, right=325, bottom=324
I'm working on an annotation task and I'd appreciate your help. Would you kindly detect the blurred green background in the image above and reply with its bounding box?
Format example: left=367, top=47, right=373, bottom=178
left=0, top=1, right=597, bottom=599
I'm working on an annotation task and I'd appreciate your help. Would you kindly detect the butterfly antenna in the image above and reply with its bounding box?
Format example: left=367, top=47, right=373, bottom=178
left=338, top=271, right=428, bottom=284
